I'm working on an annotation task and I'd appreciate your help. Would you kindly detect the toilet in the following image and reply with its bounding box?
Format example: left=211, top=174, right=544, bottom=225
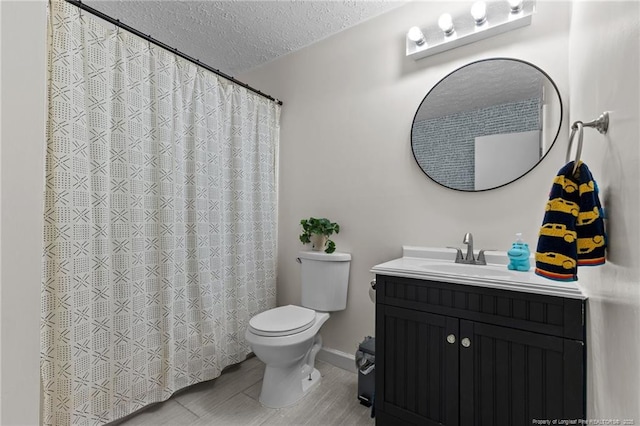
left=245, top=250, right=351, bottom=408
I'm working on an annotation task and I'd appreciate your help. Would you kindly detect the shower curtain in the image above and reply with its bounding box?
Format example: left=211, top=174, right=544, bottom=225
left=41, top=2, right=279, bottom=424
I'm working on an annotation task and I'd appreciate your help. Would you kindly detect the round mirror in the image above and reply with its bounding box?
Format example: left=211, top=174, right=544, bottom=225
left=411, top=58, right=562, bottom=191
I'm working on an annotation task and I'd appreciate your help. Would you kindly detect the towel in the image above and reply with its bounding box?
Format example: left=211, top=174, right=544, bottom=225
left=535, top=161, right=606, bottom=281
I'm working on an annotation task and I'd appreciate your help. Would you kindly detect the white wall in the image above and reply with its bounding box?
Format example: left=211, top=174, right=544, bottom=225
left=568, top=1, right=640, bottom=420
left=0, top=1, right=47, bottom=424
left=239, top=1, right=572, bottom=355
left=474, top=130, right=541, bottom=190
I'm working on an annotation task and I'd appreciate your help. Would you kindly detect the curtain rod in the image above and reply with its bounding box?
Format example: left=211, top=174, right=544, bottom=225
left=65, top=0, right=283, bottom=106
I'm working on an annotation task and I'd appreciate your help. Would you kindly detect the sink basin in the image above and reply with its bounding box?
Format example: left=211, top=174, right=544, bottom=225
left=421, top=262, right=514, bottom=279
left=370, top=246, right=586, bottom=300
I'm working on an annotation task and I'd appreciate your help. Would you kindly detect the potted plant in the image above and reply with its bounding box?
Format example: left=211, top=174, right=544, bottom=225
left=299, top=217, right=340, bottom=254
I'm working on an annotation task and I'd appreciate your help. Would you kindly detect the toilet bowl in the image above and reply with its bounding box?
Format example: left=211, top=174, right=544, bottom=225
left=246, top=251, right=351, bottom=408
left=245, top=305, right=330, bottom=408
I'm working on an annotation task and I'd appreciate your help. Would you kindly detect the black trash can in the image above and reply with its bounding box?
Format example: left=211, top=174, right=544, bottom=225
left=355, top=336, right=375, bottom=407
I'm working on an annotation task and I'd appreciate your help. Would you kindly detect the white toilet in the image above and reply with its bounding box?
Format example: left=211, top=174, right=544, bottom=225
left=245, top=250, right=351, bottom=408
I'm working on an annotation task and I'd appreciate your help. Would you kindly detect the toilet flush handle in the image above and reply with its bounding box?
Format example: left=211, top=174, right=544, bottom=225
left=296, top=257, right=302, bottom=264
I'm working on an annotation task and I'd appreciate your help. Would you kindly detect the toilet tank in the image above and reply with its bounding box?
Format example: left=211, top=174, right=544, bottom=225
left=299, top=251, right=351, bottom=312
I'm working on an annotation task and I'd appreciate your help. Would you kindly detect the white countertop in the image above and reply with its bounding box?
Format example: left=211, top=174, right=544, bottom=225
left=371, top=246, right=587, bottom=300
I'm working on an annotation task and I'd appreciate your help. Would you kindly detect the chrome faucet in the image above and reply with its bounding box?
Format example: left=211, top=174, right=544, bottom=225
left=448, top=233, right=487, bottom=265
left=463, top=232, right=474, bottom=263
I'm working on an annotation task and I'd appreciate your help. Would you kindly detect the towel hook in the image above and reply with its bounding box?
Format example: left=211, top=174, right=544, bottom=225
left=565, top=112, right=609, bottom=175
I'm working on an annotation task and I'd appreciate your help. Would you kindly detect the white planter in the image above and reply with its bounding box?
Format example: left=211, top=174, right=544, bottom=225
left=309, top=234, right=327, bottom=251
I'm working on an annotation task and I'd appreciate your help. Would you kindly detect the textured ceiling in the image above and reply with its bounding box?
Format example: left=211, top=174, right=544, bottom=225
left=84, top=0, right=405, bottom=76
left=416, top=59, right=549, bottom=121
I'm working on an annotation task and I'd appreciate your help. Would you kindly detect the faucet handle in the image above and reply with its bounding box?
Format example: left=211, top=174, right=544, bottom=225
left=447, top=246, right=464, bottom=263
left=477, top=249, right=487, bottom=265
left=476, top=249, right=497, bottom=265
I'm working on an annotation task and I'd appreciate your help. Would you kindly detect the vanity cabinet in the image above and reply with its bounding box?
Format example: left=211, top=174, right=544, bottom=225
left=375, top=275, right=586, bottom=426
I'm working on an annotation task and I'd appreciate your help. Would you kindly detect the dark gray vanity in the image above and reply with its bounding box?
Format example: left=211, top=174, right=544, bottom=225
left=372, top=247, right=586, bottom=426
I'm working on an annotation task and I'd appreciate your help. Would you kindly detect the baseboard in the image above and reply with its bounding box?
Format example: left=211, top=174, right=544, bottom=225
left=318, top=347, right=357, bottom=373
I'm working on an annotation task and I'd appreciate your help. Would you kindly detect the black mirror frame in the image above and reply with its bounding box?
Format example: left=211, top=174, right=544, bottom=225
left=410, top=57, right=563, bottom=192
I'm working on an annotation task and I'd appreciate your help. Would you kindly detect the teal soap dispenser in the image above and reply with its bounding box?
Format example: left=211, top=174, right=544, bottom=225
left=507, top=233, right=531, bottom=271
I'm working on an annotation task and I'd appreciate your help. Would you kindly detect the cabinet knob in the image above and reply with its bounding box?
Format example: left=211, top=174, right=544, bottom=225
left=446, top=334, right=456, bottom=344
left=461, top=337, right=471, bottom=348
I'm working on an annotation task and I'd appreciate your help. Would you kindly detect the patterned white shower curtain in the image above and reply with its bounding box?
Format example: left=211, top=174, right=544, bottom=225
left=41, top=2, right=279, bottom=424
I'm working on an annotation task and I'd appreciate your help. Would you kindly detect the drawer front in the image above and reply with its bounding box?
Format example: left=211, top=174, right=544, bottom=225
left=376, top=275, right=584, bottom=340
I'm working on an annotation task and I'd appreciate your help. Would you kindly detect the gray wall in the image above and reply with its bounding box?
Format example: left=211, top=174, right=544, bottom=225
left=412, top=97, right=541, bottom=190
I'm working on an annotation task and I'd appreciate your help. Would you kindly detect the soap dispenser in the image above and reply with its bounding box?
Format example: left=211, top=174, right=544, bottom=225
left=507, top=233, right=531, bottom=271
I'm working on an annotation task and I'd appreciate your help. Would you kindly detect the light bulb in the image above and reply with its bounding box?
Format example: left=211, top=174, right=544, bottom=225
left=508, top=0, right=524, bottom=13
left=438, top=13, right=455, bottom=35
left=471, top=1, right=487, bottom=25
left=407, top=26, right=426, bottom=46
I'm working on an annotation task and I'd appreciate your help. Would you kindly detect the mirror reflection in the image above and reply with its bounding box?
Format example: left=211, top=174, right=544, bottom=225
left=411, top=58, right=562, bottom=191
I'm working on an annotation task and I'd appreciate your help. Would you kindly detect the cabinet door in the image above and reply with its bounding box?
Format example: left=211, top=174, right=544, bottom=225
left=459, top=320, right=585, bottom=425
left=376, top=305, right=459, bottom=425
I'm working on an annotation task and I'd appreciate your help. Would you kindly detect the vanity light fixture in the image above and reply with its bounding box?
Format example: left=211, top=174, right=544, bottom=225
left=470, top=1, right=487, bottom=25
left=406, top=0, right=535, bottom=60
left=438, top=13, right=455, bottom=36
left=407, top=26, right=426, bottom=46
left=509, top=0, right=524, bottom=13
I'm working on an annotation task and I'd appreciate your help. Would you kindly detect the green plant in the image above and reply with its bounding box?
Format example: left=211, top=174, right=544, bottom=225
left=299, top=217, right=340, bottom=254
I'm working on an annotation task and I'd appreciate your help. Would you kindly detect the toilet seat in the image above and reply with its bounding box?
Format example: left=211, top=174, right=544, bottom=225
left=249, top=305, right=316, bottom=337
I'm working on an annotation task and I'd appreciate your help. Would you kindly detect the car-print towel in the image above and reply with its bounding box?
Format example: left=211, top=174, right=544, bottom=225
left=535, top=161, right=606, bottom=281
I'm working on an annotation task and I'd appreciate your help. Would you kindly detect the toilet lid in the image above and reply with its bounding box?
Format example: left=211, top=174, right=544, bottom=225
left=249, top=305, right=316, bottom=337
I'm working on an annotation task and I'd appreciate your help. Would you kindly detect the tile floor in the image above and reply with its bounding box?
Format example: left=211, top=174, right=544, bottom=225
left=110, top=357, right=375, bottom=425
